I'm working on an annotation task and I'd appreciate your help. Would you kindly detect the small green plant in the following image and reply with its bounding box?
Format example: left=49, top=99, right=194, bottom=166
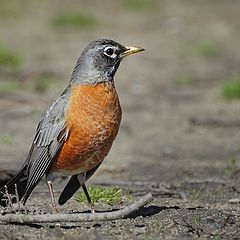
left=0, top=43, right=22, bottom=70
left=222, top=76, right=240, bottom=100
left=122, top=0, right=157, bottom=11
left=74, top=186, right=122, bottom=205
left=189, top=189, right=200, bottom=201
left=42, top=223, right=51, bottom=230
left=184, top=41, right=219, bottom=58
left=51, top=11, right=98, bottom=29
left=192, top=215, right=201, bottom=226
left=173, top=73, right=194, bottom=85
left=224, top=158, right=237, bottom=176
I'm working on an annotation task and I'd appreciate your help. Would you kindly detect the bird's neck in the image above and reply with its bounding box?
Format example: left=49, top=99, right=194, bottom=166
left=73, top=81, right=118, bottom=104
left=69, top=58, right=115, bottom=85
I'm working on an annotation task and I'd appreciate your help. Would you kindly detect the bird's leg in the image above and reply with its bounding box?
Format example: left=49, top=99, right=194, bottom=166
left=81, top=183, right=95, bottom=213
left=46, top=173, right=58, bottom=214
left=77, top=173, right=95, bottom=213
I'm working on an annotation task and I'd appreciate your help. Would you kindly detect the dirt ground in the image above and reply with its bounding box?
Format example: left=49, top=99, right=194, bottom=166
left=1, top=0, right=240, bottom=239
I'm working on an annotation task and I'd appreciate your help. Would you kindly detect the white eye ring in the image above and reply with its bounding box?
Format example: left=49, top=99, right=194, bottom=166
left=103, top=47, right=117, bottom=58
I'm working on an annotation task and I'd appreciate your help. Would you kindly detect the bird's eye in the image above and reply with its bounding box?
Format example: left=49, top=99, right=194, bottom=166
left=106, top=48, right=114, bottom=56
left=103, top=47, right=117, bottom=58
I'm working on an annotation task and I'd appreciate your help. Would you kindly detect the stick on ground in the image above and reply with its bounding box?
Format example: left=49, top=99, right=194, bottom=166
left=0, top=193, right=153, bottom=224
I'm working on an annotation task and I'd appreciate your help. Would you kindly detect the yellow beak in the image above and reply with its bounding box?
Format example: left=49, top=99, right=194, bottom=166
left=120, top=46, right=145, bottom=58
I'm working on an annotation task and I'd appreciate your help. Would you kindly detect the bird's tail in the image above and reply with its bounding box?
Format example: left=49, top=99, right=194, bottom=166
left=58, top=162, right=102, bottom=205
left=0, top=162, right=28, bottom=207
left=58, top=174, right=80, bottom=205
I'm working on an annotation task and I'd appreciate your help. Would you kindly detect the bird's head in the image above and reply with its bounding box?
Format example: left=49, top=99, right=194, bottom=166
left=70, top=39, right=144, bottom=85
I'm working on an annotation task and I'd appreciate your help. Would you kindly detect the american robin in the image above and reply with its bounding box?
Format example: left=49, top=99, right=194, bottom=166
left=0, top=39, right=144, bottom=213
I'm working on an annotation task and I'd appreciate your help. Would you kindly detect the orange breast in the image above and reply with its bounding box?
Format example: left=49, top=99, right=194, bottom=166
left=50, top=82, right=122, bottom=175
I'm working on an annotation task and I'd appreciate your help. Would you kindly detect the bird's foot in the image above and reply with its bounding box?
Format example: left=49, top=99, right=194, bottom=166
left=90, top=204, right=95, bottom=213
left=52, top=205, right=59, bottom=214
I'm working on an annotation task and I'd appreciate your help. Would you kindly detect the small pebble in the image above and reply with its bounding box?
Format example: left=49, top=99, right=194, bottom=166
left=229, top=198, right=240, bottom=204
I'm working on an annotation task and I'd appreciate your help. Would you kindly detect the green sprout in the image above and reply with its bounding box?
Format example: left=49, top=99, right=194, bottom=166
left=192, top=215, right=201, bottom=226
left=74, top=186, right=122, bottom=205
left=189, top=189, right=200, bottom=201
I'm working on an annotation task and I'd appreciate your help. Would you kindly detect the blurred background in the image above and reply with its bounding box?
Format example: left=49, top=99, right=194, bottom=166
left=0, top=0, right=240, bottom=184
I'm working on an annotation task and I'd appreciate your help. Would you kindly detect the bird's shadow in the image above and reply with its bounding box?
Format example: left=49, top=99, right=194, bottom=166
left=125, top=205, right=180, bottom=219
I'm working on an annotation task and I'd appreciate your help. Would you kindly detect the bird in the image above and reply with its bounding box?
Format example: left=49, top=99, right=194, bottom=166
left=0, top=39, right=144, bottom=213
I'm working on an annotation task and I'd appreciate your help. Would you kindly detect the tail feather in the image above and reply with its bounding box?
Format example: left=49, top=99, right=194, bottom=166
left=58, top=162, right=102, bottom=205
left=58, top=174, right=80, bottom=205
left=0, top=163, right=28, bottom=206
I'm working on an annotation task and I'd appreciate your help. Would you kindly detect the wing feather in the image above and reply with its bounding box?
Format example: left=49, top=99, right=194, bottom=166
left=21, top=88, right=71, bottom=204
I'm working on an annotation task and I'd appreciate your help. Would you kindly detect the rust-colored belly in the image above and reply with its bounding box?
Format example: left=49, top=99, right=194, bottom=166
left=50, top=82, right=122, bottom=175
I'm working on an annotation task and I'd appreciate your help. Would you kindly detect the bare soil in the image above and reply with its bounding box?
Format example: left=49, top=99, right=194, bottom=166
left=1, top=0, right=240, bottom=239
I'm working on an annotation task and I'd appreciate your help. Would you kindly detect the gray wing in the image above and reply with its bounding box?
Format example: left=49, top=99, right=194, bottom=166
left=21, top=88, right=71, bottom=204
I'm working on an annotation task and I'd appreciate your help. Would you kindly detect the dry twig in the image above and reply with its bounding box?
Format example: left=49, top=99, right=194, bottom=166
left=190, top=116, right=240, bottom=128
left=14, top=184, right=21, bottom=210
left=4, top=185, right=13, bottom=211
left=0, top=193, right=153, bottom=224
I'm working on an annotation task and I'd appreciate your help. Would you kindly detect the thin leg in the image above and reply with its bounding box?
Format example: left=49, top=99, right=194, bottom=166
left=46, top=174, right=58, bottom=214
left=77, top=173, right=95, bottom=213
left=81, top=183, right=95, bottom=213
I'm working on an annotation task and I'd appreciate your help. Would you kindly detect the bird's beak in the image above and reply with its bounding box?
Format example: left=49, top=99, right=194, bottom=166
left=120, top=46, right=145, bottom=58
